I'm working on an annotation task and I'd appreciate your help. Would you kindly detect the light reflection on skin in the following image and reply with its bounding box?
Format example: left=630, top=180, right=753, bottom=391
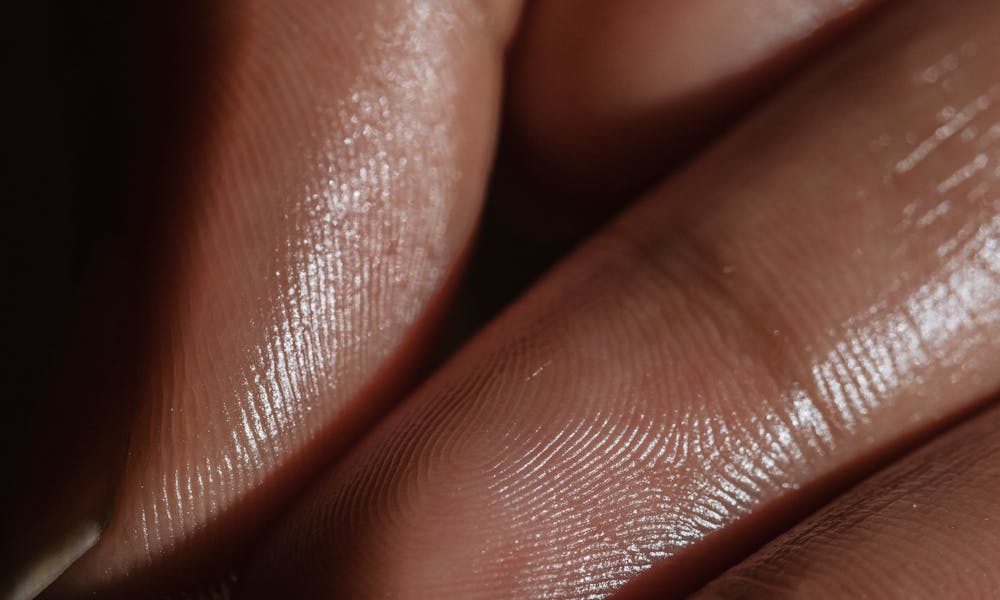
left=225, top=1, right=462, bottom=481
left=171, top=2, right=1000, bottom=599
left=493, top=213, right=1000, bottom=599
left=473, top=29, right=1000, bottom=600
left=173, top=0, right=460, bottom=555
left=67, top=0, right=479, bottom=589
left=812, top=212, right=999, bottom=431
left=386, top=185, right=1000, bottom=600
left=894, top=86, right=997, bottom=174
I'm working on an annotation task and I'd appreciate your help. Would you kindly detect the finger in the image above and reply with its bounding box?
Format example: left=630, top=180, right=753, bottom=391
left=695, top=400, right=1000, bottom=599
left=238, top=0, right=1000, bottom=597
left=42, top=0, right=521, bottom=597
left=506, top=0, right=885, bottom=202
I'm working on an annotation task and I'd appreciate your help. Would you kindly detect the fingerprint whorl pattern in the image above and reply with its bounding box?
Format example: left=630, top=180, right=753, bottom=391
left=272, top=233, right=846, bottom=599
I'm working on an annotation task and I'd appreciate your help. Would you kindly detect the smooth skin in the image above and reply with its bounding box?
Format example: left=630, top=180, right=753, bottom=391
left=18, top=0, right=1000, bottom=598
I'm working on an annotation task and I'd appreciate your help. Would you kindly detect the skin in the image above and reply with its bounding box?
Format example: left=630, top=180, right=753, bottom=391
left=696, top=402, right=1000, bottom=599
left=17, top=0, right=1000, bottom=598
left=45, top=0, right=517, bottom=596
left=238, top=0, right=1000, bottom=597
left=508, top=0, right=884, bottom=200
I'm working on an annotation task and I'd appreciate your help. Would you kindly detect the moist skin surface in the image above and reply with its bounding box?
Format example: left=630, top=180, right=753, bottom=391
left=47, top=0, right=516, bottom=596
left=237, top=0, right=1000, bottom=597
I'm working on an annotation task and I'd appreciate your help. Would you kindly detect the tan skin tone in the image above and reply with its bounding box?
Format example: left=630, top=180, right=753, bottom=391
left=13, top=0, right=1000, bottom=598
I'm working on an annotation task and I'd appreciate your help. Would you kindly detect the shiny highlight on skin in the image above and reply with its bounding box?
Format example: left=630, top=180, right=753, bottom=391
left=238, top=1, right=1000, bottom=598
left=696, top=401, right=1000, bottom=599
left=50, top=0, right=509, bottom=596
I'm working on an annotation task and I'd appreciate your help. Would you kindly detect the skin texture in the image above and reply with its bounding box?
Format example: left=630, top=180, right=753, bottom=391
left=236, top=0, right=1000, bottom=598
left=696, top=401, right=1000, bottom=599
left=46, top=0, right=519, bottom=596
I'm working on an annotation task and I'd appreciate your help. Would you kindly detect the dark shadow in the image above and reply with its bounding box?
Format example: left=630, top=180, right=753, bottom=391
left=1, top=2, right=230, bottom=595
